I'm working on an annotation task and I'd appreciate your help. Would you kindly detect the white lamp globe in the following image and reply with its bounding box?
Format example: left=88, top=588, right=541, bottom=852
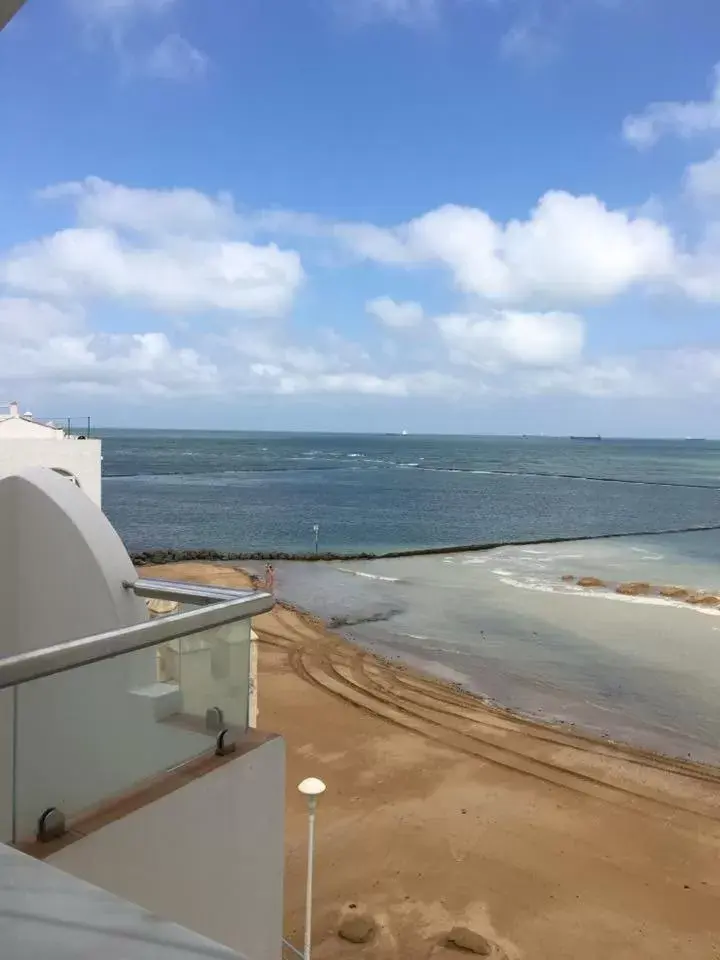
left=298, top=777, right=326, bottom=797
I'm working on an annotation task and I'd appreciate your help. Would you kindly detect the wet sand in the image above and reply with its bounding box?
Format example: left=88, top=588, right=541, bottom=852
left=147, top=562, right=720, bottom=960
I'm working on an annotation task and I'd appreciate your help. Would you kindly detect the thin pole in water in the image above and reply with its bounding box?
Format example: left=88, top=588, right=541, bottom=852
left=313, top=523, right=319, bottom=556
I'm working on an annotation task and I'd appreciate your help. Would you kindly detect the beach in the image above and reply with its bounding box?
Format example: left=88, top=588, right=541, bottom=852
left=146, top=561, right=720, bottom=960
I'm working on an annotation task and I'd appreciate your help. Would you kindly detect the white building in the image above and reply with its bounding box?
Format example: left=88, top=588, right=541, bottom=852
left=0, top=400, right=102, bottom=506
left=0, top=467, right=284, bottom=960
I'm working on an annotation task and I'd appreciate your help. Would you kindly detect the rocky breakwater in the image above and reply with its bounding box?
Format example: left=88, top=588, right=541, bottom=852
left=562, top=575, right=720, bottom=608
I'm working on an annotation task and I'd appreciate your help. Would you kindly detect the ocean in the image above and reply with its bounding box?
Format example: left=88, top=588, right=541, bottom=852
left=102, top=431, right=720, bottom=554
left=102, top=431, right=720, bottom=762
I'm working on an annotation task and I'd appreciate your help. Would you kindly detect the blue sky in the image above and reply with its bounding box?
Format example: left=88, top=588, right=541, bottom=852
left=2, top=0, right=720, bottom=434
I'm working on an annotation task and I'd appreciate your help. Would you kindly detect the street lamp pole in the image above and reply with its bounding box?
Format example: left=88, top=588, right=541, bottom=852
left=298, top=777, right=326, bottom=960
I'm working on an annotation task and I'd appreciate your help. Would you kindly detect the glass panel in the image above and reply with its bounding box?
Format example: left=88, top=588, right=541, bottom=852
left=177, top=618, right=251, bottom=733
left=0, top=688, right=14, bottom=841
left=11, top=618, right=250, bottom=844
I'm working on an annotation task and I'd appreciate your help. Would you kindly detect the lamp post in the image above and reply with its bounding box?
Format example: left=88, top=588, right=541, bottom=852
left=312, top=523, right=320, bottom=556
left=298, top=777, right=326, bottom=960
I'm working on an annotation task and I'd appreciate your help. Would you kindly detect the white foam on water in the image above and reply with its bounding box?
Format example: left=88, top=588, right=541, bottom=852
left=492, top=568, right=515, bottom=576
left=336, top=567, right=400, bottom=583
left=461, top=557, right=488, bottom=565
left=640, top=553, right=665, bottom=561
left=497, top=575, right=720, bottom=617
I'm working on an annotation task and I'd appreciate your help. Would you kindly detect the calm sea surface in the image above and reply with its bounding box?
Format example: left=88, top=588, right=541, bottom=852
left=102, top=431, right=720, bottom=554
left=102, top=430, right=720, bottom=760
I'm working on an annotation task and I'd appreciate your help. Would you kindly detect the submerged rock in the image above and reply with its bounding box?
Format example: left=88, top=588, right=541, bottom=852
left=615, top=582, right=651, bottom=596
left=577, top=576, right=605, bottom=588
left=685, top=593, right=720, bottom=606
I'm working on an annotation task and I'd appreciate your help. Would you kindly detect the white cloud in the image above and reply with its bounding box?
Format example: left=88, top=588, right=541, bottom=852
left=0, top=298, right=82, bottom=343
left=248, top=367, right=463, bottom=397
left=1, top=227, right=304, bottom=316
left=336, top=0, right=443, bottom=25
left=623, top=64, right=720, bottom=148
left=366, top=296, right=424, bottom=328
left=344, top=192, right=675, bottom=305
left=145, top=33, right=207, bottom=81
left=69, top=0, right=176, bottom=21
left=436, top=310, right=585, bottom=371
left=41, top=177, right=235, bottom=237
left=0, top=320, right=219, bottom=398
left=685, top=150, right=720, bottom=202
left=67, top=0, right=207, bottom=84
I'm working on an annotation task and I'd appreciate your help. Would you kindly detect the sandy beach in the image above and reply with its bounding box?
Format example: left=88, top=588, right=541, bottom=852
left=147, top=561, right=720, bottom=960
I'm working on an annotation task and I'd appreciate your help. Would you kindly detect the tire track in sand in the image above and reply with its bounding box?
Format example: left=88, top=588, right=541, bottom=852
left=255, top=608, right=720, bottom=829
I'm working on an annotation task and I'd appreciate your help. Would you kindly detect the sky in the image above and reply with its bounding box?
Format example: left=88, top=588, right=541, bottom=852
left=2, top=0, right=720, bottom=434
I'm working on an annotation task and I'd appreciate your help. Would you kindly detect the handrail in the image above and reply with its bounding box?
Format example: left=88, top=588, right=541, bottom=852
left=0, top=585, right=273, bottom=691
left=129, top=577, right=258, bottom=606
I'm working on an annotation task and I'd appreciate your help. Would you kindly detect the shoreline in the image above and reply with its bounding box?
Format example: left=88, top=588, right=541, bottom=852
left=245, top=570, right=720, bottom=771
left=142, top=561, right=720, bottom=959
left=276, top=592, right=720, bottom=774
left=129, top=519, right=720, bottom=566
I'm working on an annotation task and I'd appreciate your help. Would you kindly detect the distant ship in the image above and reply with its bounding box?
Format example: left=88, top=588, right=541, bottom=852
left=570, top=435, right=602, bottom=441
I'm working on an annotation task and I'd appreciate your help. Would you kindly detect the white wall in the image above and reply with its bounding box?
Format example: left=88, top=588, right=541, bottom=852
left=50, top=736, right=286, bottom=960
left=0, top=437, right=102, bottom=506
left=0, top=468, right=143, bottom=658
left=0, top=469, right=259, bottom=844
left=0, top=468, right=150, bottom=841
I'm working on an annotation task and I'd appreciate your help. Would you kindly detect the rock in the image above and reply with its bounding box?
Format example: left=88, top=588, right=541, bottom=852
left=338, top=914, right=376, bottom=944
left=659, top=586, right=690, bottom=598
left=443, top=927, right=492, bottom=955
left=560, top=574, right=575, bottom=582
left=615, top=581, right=651, bottom=596
left=685, top=593, right=720, bottom=606
left=577, top=576, right=605, bottom=588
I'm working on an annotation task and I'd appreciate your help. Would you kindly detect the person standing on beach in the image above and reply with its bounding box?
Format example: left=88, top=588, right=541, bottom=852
left=265, top=563, right=275, bottom=595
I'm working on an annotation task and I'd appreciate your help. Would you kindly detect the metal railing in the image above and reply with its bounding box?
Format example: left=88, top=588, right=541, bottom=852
left=0, top=581, right=272, bottom=690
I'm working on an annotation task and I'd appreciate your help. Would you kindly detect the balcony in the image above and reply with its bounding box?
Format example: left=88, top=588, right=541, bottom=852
left=0, top=467, right=284, bottom=960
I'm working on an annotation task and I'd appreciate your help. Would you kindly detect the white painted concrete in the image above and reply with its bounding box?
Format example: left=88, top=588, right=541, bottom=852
left=0, top=468, right=191, bottom=841
left=0, top=843, right=244, bottom=960
left=51, top=736, right=286, bottom=960
left=0, top=467, right=145, bottom=658
left=0, top=432, right=102, bottom=506
left=0, top=469, right=263, bottom=844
